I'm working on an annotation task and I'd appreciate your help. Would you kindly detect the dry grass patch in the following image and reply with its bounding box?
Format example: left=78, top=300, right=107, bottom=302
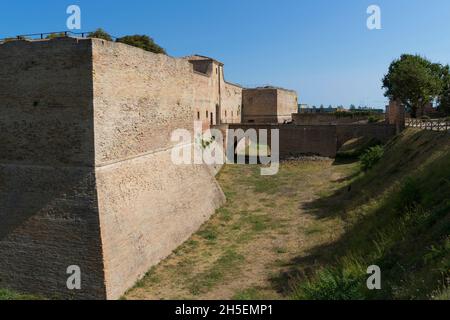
left=124, top=160, right=357, bottom=300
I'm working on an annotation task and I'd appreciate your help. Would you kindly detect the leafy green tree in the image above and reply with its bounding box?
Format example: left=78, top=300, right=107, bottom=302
left=88, top=28, right=113, bottom=41
left=382, top=54, right=443, bottom=118
left=438, top=65, right=450, bottom=115
left=116, top=35, right=166, bottom=54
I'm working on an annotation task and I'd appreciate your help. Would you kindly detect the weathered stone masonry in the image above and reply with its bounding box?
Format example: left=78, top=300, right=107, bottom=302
left=0, top=38, right=226, bottom=299
left=188, top=55, right=243, bottom=128
left=242, top=87, right=298, bottom=124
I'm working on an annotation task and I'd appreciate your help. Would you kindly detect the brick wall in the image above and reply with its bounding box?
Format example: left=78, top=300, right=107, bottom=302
left=336, top=124, right=397, bottom=150
left=227, top=123, right=398, bottom=159
left=276, top=89, right=298, bottom=123
left=0, top=38, right=106, bottom=299
left=92, top=39, right=226, bottom=299
left=0, top=38, right=226, bottom=299
left=227, top=124, right=337, bottom=158
left=292, top=113, right=371, bottom=125
left=221, top=81, right=242, bottom=124
left=242, top=88, right=298, bottom=124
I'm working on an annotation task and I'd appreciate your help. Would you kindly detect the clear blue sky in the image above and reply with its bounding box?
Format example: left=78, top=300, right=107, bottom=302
left=2, top=0, right=450, bottom=108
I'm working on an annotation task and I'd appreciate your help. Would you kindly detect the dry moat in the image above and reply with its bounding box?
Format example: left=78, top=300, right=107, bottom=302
left=125, top=160, right=356, bottom=300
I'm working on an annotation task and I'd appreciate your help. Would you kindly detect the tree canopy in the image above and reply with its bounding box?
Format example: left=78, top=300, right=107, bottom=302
left=88, top=28, right=113, bottom=41
left=116, top=35, right=166, bottom=54
left=87, top=29, right=166, bottom=55
left=437, top=66, right=450, bottom=115
left=382, top=54, right=444, bottom=117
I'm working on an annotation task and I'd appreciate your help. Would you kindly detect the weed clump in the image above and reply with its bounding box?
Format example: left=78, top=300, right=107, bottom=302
left=360, top=145, right=384, bottom=171
left=293, top=268, right=365, bottom=300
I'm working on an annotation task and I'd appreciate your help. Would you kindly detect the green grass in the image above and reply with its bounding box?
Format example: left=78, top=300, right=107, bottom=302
left=125, top=159, right=343, bottom=300
left=293, top=268, right=365, bottom=300
left=337, top=137, right=382, bottom=159
left=292, top=129, right=450, bottom=300
left=189, top=249, right=245, bottom=295
left=197, top=225, right=219, bottom=242
left=239, top=213, right=273, bottom=232
left=0, top=289, right=41, bottom=300
left=232, top=287, right=277, bottom=300
left=434, top=287, right=450, bottom=300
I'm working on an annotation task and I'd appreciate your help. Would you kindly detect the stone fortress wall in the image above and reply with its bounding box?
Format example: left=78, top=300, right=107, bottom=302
left=188, top=55, right=242, bottom=128
left=242, top=87, right=298, bottom=124
left=0, top=38, right=106, bottom=299
left=91, top=40, right=227, bottom=299
left=0, top=37, right=230, bottom=299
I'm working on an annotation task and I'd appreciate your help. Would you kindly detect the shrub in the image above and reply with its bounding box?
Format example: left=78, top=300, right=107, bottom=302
left=3, top=37, right=20, bottom=42
left=116, top=35, right=166, bottom=54
left=395, top=177, right=422, bottom=210
left=88, top=28, right=113, bottom=41
left=368, top=115, right=378, bottom=123
left=360, top=145, right=384, bottom=171
left=293, top=268, right=364, bottom=300
left=45, top=33, right=66, bottom=39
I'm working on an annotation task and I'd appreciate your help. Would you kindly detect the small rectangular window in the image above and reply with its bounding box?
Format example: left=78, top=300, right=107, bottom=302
left=197, top=112, right=200, bottom=120
left=206, top=111, right=209, bottom=118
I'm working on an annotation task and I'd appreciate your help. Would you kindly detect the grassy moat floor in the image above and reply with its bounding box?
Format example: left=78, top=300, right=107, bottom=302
left=2, top=129, right=449, bottom=300
left=124, top=160, right=356, bottom=300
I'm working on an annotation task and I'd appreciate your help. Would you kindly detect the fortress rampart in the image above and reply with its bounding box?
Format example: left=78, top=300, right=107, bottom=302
left=0, top=38, right=226, bottom=299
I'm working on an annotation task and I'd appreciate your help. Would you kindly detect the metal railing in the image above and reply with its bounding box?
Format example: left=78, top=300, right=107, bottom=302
left=0, top=31, right=118, bottom=43
left=406, top=118, right=450, bottom=131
